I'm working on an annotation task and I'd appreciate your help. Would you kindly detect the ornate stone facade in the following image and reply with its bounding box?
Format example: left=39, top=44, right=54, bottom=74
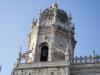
left=11, top=2, right=100, bottom=75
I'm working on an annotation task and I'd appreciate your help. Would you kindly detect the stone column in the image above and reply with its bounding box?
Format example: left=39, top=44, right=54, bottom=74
left=65, top=50, right=70, bottom=75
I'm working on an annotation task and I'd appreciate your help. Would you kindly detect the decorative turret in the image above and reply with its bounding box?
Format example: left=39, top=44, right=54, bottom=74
left=25, top=2, right=76, bottom=63
left=15, top=2, right=76, bottom=63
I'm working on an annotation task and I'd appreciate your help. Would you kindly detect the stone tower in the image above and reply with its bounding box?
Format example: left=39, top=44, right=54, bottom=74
left=11, top=2, right=76, bottom=75
left=27, top=2, right=76, bottom=63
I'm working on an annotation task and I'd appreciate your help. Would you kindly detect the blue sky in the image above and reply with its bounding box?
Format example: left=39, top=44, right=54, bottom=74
left=0, top=0, right=100, bottom=75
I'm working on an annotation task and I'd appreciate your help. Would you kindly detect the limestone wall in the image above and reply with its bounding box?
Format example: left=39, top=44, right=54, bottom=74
left=13, top=67, right=68, bottom=75
left=12, top=61, right=70, bottom=75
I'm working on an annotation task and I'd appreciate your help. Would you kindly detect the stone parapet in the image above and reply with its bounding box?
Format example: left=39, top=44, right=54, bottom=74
left=15, top=61, right=70, bottom=70
left=71, top=63, right=100, bottom=74
left=73, top=55, right=100, bottom=64
left=72, top=62, right=100, bottom=69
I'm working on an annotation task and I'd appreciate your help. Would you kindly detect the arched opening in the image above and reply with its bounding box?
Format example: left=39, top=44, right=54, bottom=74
left=40, top=46, right=48, bottom=61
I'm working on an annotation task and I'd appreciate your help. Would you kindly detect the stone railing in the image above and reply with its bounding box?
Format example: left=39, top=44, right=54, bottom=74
left=73, top=55, right=100, bottom=64
left=16, top=61, right=69, bottom=69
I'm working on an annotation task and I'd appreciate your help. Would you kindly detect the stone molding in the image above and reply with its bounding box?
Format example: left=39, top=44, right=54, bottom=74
left=15, top=61, right=70, bottom=70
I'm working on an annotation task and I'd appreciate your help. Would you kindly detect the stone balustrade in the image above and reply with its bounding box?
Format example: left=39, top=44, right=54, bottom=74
left=15, top=61, right=70, bottom=69
left=73, top=55, right=100, bottom=64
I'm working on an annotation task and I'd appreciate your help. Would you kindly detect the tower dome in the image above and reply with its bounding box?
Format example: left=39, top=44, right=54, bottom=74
left=40, top=3, right=68, bottom=23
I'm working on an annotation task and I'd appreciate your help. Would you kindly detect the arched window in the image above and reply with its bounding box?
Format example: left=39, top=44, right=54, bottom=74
left=40, top=46, right=48, bottom=61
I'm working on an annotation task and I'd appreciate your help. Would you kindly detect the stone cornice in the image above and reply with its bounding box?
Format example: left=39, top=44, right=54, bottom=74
left=15, top=61, right=70, bottom=70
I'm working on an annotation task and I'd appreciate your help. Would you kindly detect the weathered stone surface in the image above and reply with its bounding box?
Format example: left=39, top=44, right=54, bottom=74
left=11, top=2, right=100, bottom=75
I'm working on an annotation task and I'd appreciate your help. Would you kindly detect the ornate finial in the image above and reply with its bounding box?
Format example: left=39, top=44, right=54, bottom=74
left=92, top=50, right=96, bottom=62
left=93, top=50, right=96, bottom=57
left=52, top=1, right=58, bottom=8
left=39, top=9, right=43, bottom=14
left=72, top=22, right=75, bottom=30
left=32, top=18, right=35, bottom=22
left=18, top=47, right=22, bottom=58
left=69, top=13, right=72, bottom=20
left=16, top=47, right=22, bottom=65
